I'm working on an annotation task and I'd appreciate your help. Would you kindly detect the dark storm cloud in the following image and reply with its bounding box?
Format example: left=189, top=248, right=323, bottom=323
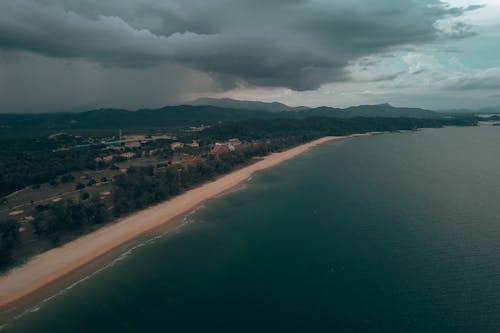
left=0, top=51, right=214, bottom=113
left=0, top=0, right=477, bottom=90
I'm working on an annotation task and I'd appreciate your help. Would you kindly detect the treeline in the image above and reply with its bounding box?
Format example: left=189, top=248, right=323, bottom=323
left=196, top=116, right=476, bottom=143
left=32, top=197, right=109, bottom=244
left=111, top=134, right=318, bottom=217
left=0, top=219, right=20, bottom=267
left=111, top=150, right=252, bottom=216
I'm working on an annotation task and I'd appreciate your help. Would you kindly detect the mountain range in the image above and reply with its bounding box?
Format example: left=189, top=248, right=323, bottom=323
left=187, top=98, right=309, bottom=112
left=0, top=99, right=448, bottom=132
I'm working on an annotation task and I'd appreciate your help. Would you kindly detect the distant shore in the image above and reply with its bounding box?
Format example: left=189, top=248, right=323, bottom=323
left=0, top=135, right=346, bottom=311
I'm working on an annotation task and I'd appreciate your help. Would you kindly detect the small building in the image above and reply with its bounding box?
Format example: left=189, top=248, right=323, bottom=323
left=227, top=138, right=242, bottom=151
left=211, top=143, right=231, bottom=155
left=104, top=146, right=124, bottom=151
left=171, top=142, right=185, bottom=150
left=120, top=152, right=135, bottom=159
left=125, top=141, right=141, bottom=148
left=95, top=155, right=114, bottom=162
left=187, top=125, right=211, bottom=132
left=186, top=140, right=200, bottom=148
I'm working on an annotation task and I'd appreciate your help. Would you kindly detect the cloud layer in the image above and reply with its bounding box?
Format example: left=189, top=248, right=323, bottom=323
left=0, top=0, right=477, bottom=91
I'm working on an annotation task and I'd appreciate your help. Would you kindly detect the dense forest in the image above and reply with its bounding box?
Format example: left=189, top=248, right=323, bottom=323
left=32, top=198, right=109, bottom=243
left=0, top=140, right=103, bottom=197
left=196, top=116, right=474, bottom=142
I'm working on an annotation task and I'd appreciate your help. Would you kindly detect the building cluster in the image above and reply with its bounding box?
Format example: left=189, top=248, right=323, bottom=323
left=211, top=138, right=243, bottom=155
left=170, top=142, right=184, bottom=150
left=93, top=132, right=198, bottom=163
left=94, top=134, right=202, bottom=163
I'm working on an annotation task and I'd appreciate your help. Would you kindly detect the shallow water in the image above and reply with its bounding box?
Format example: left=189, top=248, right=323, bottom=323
left=4, top=126, right=500, bottom=332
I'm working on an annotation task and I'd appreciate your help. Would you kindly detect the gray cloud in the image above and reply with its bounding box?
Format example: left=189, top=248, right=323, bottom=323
left=464, top=4, right=486, bottom=12
left=0, top=0, right=476, bottom=92
left=370, top=71, right=406, bottom=82
left=444, top=22, right=479, bottom=39
left=445, top=68, right=500, bottom=90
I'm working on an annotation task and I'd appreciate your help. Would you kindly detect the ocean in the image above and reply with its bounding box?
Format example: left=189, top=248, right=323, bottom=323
left=4, top=126, right=500, bottom=332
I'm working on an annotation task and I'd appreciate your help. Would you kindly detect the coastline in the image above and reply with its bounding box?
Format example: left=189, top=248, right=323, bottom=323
left=0, top=135, right=344, bottom=311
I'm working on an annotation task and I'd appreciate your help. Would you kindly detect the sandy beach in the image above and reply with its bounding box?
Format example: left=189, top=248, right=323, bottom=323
left=0, top=135, right=343, bottom=310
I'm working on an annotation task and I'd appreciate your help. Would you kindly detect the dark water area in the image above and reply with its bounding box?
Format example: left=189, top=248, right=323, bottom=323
left=4, top=126, right=500, bottom=332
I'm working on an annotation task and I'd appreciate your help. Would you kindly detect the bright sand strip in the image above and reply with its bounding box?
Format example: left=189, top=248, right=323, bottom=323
left=0, top=136, right=344, bottom=310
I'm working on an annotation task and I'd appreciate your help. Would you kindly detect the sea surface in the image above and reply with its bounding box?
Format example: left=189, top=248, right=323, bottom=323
left=4, top=126, right=500, bottom=332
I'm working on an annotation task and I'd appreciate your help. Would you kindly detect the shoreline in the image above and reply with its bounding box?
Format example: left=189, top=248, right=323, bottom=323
left=0, top=135, right=345, bottom=312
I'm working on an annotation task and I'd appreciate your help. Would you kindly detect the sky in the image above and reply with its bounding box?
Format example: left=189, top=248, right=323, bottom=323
left=0, top=0, right=499, bottom=113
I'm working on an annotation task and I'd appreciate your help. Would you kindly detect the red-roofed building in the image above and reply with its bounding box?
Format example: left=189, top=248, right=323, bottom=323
left=211, top=138, right=243, bottom=155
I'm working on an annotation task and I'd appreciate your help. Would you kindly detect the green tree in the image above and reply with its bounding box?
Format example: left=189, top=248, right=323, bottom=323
left=0, top=219, right=20, bottom=266
left=60, top=174, right=75, bottom=184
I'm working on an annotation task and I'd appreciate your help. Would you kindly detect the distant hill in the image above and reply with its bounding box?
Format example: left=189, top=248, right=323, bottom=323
left=188, top=99, right=441, bottom=118
left=187, top=98, right=309, bottom=112
left=0, top=105, right=276, bottom=133
left=440, top=106, right=500, bottom=115
left=300, top=103, right=442, bottom=119
left=0, top=103, right=444, bottom=134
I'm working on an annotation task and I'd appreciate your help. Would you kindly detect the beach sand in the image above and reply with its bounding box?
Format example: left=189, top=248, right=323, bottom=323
left=0, top=136, right=344, bottom=310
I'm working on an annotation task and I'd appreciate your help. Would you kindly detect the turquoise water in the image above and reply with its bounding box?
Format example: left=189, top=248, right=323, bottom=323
left=4, top=126, right=500, bottom=332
